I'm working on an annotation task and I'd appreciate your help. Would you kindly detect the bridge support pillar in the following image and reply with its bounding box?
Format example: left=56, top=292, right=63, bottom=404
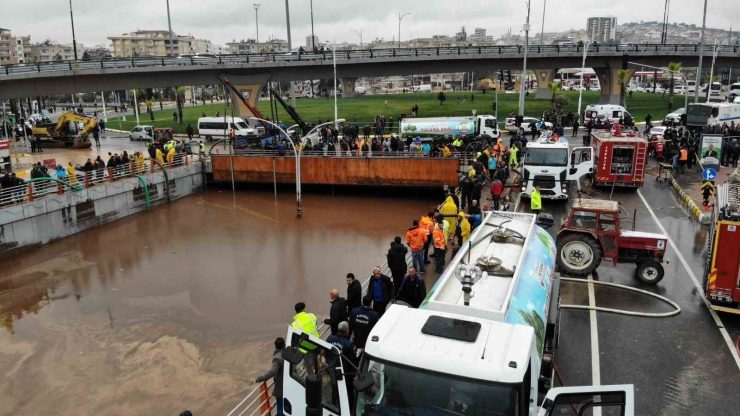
left=533, top=69, right=557, bottom=100
left=218, top=74, right=270, bottom=118
left=341, top=78, right=358, bottom=98
left=593, top=62, right=634, bottom=105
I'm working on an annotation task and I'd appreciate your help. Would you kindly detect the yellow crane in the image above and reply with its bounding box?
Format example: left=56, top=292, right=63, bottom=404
left=32, top=112, right=96, bottom=149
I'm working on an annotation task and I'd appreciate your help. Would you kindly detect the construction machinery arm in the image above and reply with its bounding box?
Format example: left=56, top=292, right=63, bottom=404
left=270, top=89, right=309, bottom=134
left=53, top=112, right=97, bottom=138
left=222, top=78, right=270, bottom=131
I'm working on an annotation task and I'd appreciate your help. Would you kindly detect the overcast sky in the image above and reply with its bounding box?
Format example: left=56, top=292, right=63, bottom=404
left=7, top=0, right=739, bottom=48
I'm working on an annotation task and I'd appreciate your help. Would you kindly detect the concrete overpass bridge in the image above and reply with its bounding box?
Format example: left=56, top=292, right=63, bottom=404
left=2, top=43, right=738, bottom=111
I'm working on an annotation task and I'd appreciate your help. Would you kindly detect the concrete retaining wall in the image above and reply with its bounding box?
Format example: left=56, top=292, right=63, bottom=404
left=0, top=163, right=204, bottom=254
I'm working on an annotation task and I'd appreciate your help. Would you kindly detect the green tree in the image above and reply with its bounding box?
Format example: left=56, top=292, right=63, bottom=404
left=547, top=82, right=561, bottom=113
left=53, top=53, right=63, bottom=62
left=437, top=91, right=446, bottom=105
left=666, top=62, right=681, bottom=110
left=616, top=70, right=631, bottom=108
left=146, top=100, right=154, bottom=121
left=81, top=51, right=91, bottom=61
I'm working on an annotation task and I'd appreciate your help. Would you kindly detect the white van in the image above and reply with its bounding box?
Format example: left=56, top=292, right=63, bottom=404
left=413, top=84, right=432, bottom=93
left=197, top=117, right=256, bottom=142
left=729, top=82, right=740, bottom=100
left=686, top=80, right=696, bottom=94
left=355, top=86, right=367, bottom=95
left=584, top=104, right=633, bottom=125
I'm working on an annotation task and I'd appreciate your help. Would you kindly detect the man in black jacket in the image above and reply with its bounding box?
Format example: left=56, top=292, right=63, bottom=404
left=346, top=273, right=362, bottom=313
left=323, top=289, right=348, bottom=335
left=366, top=266, right=394, bottom=316
left=460, top=175, right=473, bottom=210
left=396, top=267, right=427, bottom=308
left=387, top=237, right=408, bottom=294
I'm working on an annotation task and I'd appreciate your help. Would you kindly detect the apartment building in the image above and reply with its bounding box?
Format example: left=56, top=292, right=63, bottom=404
left=227, top=38, right=289, bottom=54
left=0, top=28, right=16, bottom=64
left=108, top=30, right=197, bottom=57
left=30, top=41, right=84, bottom=62
left=12, top=35, right=31, bottom=63
left=586, top=17, right=617, bottom=43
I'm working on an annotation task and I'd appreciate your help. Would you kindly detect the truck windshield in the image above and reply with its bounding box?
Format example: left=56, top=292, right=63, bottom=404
left=687, top=105, right=713, bottom=118
left=356, top=357, right=520, bottom=416
left=524, top=148, right=568, bottom=166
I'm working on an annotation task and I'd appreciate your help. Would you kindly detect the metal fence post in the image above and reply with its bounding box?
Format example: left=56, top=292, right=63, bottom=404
left=28, top=184, right=33, bottom=202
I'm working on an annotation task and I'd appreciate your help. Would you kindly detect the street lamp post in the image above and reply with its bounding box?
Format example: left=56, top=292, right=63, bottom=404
left=350, top=29, right=363, bottom=49
left=310, top=0, right=315, bottom=50
left=539, top=0, right=547, bottom=46
left=166, top=0, right=174, bottom=56
left=694, top=0, right=708, bottom=103
left=517, top=0, right=531, bottom=116
left=577, top=39, right=590, bottom=120
left=398, top=13, right=410, bottom=48
left=284, top=0, right=297, bottom=107
left=68, top=0, right=78, bottom=61
left=254, top=4, right=261, bottom=45
left=628, top=61, right=689, bottom=112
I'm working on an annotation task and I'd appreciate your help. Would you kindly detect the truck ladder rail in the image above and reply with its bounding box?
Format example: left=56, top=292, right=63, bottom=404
left=270, top=89, right=309, bottom=135
left=226, top=250, right=412, bottom=415
left=633, top=144, right=647, bottom=178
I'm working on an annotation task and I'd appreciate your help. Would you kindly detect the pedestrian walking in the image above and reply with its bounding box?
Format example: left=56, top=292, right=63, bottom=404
left=387, top=236, right=408, bottom=294
left=349, top=296, right=379, bottom=349
left=572, top=119, right=579, bottom=137
left=186, top=123, right=194, bottom=140
left=531, top=185, right=542, bottom=216
left=93, top=129, right=100, bottom=149
left=346, top=273, right=362, bottom=313
left=405, top=220, right=427, bottom=272
left=396, top=267, right=427, bottom=308
left=249, top=337, right=285, bottom=416
left=366, top=267, right=393, bottom=316
left=323, top=289, right=348, bottom=335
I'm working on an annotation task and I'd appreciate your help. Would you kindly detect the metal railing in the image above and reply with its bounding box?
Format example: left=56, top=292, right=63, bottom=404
left=226, top=250, right=412, bottom=416
left=218, top=147, right=480, bottom=159
left=2, top=44, right=739, bottom=77
left=0, top=153, right=203, bottom=208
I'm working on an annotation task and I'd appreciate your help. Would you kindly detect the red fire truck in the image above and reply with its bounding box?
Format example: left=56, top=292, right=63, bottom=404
left=704, top=180, right=740, bottom=314
left=590, top=129, right=649, bottom=188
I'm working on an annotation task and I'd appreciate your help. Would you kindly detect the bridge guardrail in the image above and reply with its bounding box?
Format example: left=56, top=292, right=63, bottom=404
left=2, top=44, right=739, bottom=77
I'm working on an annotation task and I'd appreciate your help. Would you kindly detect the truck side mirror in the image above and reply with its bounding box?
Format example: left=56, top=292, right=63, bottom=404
left=282, top=346, right=304, bottom=365
left=353, top=374, right=375, bottom=392
left=570, top=151, right=576, bottom=166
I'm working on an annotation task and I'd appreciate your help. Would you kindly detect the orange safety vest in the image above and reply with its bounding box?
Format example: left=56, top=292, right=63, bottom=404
left=433, top=228, right=447, bottom=249
left=679, top=149, right=688, bottom=161
left=419, top=216, right=434, bottom=235
left=406, top=227, right=426, bottom=251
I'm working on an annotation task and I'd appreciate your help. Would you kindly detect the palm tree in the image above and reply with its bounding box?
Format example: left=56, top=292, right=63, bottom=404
left=616, top=70, right=630, bottom=108
left=547, top=82, right=561, bottom=113
left=175, top=87, right=186, bottom=124
left=666, top=62, right=682, bottom=110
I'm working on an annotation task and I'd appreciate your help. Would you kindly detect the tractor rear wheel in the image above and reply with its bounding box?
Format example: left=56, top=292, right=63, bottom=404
left=635, top=260, right=664, bottom=284
left=556, top=233, right=603, bottom=276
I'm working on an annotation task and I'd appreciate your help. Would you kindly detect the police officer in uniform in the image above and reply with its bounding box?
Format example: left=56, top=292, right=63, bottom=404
left=349, top=296, right=380, bottom=350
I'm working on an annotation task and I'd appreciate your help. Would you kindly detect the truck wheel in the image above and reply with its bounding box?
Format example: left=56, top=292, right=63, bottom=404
left=635, top=261, right=664, bottom=284
left=556, top=233, right=603, bottom=276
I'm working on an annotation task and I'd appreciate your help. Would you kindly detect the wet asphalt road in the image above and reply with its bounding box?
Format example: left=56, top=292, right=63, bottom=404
left=518, top=145, right=740, bottom=415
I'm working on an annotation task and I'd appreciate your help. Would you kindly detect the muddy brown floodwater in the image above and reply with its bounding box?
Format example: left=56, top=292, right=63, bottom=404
left=0, top=188, right=439, bottom=415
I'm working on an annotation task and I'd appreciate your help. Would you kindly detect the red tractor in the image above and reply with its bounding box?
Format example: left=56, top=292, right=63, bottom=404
left=556, top=199, right=669, bottom=284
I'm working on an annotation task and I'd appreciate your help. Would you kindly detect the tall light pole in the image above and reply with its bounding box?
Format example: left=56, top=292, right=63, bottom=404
left=253, top=4, right=261, bottom=45
left=398, top=13, right=410, bottom=48
left=577, top=39, right=590, bottom=120
left=166, top=0, right=174, bottom=56
left=350, top=29, right=363, bottom=49
left=539, top=0, right=547, bottom=46
left=68, top=0, right=78, bottom=61
left=284, top=0, right=296, bottom=107
left=694, top=0, right=708, bottom=103
left=310, top=0, right=315, bottom=50
left=629, top=61, right=689, bottom=112
left=517, top=0, right=532, bottom=116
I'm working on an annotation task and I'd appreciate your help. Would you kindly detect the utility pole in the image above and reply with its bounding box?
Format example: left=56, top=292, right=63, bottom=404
left=69, top=0, right=78, bottom=61
left=310, top=0, right=315, bottom=50
left=166, top=0, right=174, bottom=56
left=254, top=4, right=261, bottom=45
left=694, top=0, right=708, bottom=103
left=398, top=13, right=410, bottom=48
left=539, top=0, right=547, bottom=46
left=284, top=0, right=296, bottom=107
left=350, top=29, right=363, bottom=49
left=518, top=0, right=531, bottom=116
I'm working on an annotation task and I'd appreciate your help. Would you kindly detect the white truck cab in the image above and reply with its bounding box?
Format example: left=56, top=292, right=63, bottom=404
left=520, top=133, right=593, bottom=200
left=281, top=212, right=634, bottom=416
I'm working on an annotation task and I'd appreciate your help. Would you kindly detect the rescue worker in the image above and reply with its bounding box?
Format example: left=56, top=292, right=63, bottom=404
left=458, top=212, right=471, bottom=244
left=291, top=302, right=320, bottom=338
left=433, top=222, right=448, bottom=273
left=441, top=144, right=452, bottom=158
left=249, top=337, right=286, bottom=416
left=440, top=196, right=458, bottom=241
left=452, top=137, right=463, bottom=150
left=678, top=146, right=688, bottom=174
left=509, top=144, right=519, bottom=168
left=155, top=146, right=165, bottom=166
left=167, top=145, right=176, bottom=167
left=405, top=220, right=427, bottom=273
left=436, top=214, right=450, bottom=244
left=199, top=141, right=205, bottom=154
left=349, top=296, right=380, bottom=350
left=396, top=267, right=427, bottom=308
left=135, top=151, right=145, bottom=174
left=531, top=185, right=542, bottom=216
left=66, top=162, right=78, bottom=186
left=419, top=212, right=435, bottom=266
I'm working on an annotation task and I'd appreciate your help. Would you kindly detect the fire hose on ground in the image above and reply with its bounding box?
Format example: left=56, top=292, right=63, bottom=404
left=559, top=277, right=681, bottom=317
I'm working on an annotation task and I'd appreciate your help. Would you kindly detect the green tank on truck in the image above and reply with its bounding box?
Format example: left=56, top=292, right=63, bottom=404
left=280, top=211, right=635, bottom=416
left=399, top=115, right=500, bottom=140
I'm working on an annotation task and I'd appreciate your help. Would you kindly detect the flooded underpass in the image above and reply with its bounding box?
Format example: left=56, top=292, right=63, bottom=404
left=0, top=187, right=439, bottom=416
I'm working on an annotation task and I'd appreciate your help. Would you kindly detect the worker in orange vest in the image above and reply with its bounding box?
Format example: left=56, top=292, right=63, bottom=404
left=432, top=223, right=448, bottom=273
left=678, top=147, right=688, bottom=174
left=419, top=212, right=435, bottom=266
left=406, top=220, right=427, bottom=273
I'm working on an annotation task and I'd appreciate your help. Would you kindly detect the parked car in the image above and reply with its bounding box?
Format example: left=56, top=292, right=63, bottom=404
left=504, top=117, right=553, bottom=133
left=663, top=108, right=685, bottom=125
left=129, top=125, right=154, bottom=141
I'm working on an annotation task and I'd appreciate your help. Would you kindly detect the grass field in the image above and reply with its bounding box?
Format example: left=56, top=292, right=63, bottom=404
left=105, top=91, right=676, bottom=134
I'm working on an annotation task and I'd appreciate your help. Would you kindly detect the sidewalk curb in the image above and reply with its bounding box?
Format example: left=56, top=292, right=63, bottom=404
left=668, top=174, right=711, bottom=225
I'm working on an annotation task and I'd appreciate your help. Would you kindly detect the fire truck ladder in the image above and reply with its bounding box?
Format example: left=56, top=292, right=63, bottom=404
left=633, top=143, right=647, bottom=180
left=221, top=77, right=271, bottom=132
left=270, top=89, right=310, bottom=136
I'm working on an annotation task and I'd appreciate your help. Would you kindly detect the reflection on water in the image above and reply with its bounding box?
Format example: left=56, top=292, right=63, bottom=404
left=0, top=187, right=437, bottom=416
